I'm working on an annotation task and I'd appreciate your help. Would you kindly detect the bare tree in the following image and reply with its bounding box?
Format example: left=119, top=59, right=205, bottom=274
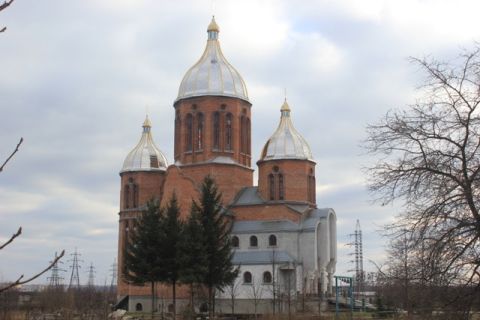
left=365, top=46, right=480, bottom=312
left=225, top=279, right=241, bottom=316
left=1, top=139, right=65, bottom=292
left=0, top=0, right=15, bottom=33
left=248, top=276, right=264, bottom=319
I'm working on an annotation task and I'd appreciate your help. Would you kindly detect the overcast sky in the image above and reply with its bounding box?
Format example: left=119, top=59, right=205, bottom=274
left=1, top=0, right=480, bottom=286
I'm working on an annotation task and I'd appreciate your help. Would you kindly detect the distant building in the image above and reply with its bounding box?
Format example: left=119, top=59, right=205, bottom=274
left=117, top=17, right=337, bottom=314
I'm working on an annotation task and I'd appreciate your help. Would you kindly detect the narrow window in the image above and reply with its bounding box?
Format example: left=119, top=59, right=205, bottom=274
left=135, top=303, right=143, bottom=311
left=124, top=185, right=130, bottom=209
left=197, top=113, right=204, bottom=150
left=263, top=271, right=272, bottom=284
left=175, top=114, right=181, bottom=157
left=268, top=234, right=277, bottom=247
left=225, top=113, right=233, bottom=151
left=278, top=174, right=284, bottom=200
left=186, top=114, right=193, bottom=152
left=232, top=236, right=239, bottom=248
left=311, top=175, right=316, bottom=203
left=243, top=271, right=252, bottom=284
left=269, top=174, right=275, bottom=200
left=240, top=116, right=246, bottom=153
left=213, top=112, right=220, bottom=150
left=133, top=184, right=139, bottom=208
left=150, top=155, right=159, bottom=168
left=250, top=235, right=258, bottom=247
left=246, top=118, right=251, bottom=155
left=307, top=176, right=311, bottom=202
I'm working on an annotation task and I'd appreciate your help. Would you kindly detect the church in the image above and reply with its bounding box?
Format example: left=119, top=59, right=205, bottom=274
left=117, top=17, right=337, bottom=314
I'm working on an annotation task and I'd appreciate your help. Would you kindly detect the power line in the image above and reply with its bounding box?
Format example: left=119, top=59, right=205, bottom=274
left=109, top=257, right=117, bottom=292
left=47, top=251, right=66, bottom=287
left=68, top=248, right=83, bottom=289
left=86, top=262, right=96, bottom=287
left=348, top=220, right=364, bottom=295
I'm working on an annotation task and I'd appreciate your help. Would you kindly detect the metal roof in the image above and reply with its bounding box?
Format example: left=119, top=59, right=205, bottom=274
left=232, top=250, right=296, bottom=265
left=260, top=100, right=313, bottom=161
left=232, top=220, right=300, bottom=233
left=176, top=17, right=249, bottom=103
left=301, top=208, right=335, bottom=231
left=120, top=116, right=168, bottom=173
left=231, top=187, right=265, bottom=206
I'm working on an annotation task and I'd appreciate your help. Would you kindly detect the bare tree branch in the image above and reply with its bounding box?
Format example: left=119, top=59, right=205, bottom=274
left=0, top=137, right=23, bottom=173
left=0, top=0, right=15, bottom=33
left=0, top=0, right=15, bottom=12
left=365, top=45, right=480, bottom=312
left=0, top=226, right=21, bottom=250
left=0, top=249, right=65, bottom=293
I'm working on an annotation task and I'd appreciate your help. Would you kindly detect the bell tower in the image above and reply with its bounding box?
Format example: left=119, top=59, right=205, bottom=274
left=169, top=17, right=253, bottom=205
left=258, top=100, right=316, bottom=205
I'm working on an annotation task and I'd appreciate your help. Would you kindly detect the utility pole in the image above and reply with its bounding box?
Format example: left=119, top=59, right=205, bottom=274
left=47, top=252, right=65, bottom=287
left=109, top=257, right=117, bottom=293
left=348, top=220, right=365, bottom=310
left=86, top=262, right=96, bottom=287
left=68, top=248, right=83, bottom=289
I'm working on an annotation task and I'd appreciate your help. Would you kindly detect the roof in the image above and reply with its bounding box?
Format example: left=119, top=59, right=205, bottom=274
left=231, top=187, right=265, bottom=205
left=232, top=220, right=299, bottom=233
left=120, top=116, right=168, bottom=173
left=260, top=100, right=313, bottom=161
left=232, top=250, right=296, bottom=265
left=176, top=17, right=249, bottom=103
left=301, top=208, right=335, bottom=231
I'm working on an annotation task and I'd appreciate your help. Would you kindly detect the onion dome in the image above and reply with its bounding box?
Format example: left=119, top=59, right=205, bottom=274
left=120, top=116, right=168, bottom=173
left=176, top=16, right=249, bottom=103
left=260, top=100, right=314, bottom=161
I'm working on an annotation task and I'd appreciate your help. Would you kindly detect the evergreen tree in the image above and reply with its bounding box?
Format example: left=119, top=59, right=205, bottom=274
left=158, top=193, right=183, bottom=318
left=193, top=176, right=238, bottom=317
left=179, top=204, right=208, bottom=316
left=123, top=199, right=163, bottom=316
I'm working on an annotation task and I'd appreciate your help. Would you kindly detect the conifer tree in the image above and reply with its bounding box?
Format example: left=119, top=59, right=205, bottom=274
left=123, top=199, right=163, bottom=316
left=193, top=176, right=238, bottom=317
left=179, top=204, right=208, bottom=315
left=158, top=193, right=183, bottom=318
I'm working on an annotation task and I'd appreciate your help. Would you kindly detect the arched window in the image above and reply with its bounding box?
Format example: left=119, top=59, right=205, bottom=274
left=186, top=114, right=193, bottom=152
left=263, top=271, right=272, bottom=284
left=243, top=271, right=252, bottom=284
left=308, top=169, right=316, bottom=203
left=269, top=174, right=275, bottom=200
left=311, top=175, right=316, bottom=203
left=132, top=184, right=139, bottom=208
left=213, top=112, right=220, bottom=150
left=197, top=113, right=204, bottom=150
left=232, top=236, right=239, bottom=248
left=135, top=303, right=143, bottom=311
left=225, top=113, right=233, bottom=151
left=249, top=235, right=258, bottom=247
left=124, top=185, right=130, bottom=209
left=246, top=118, right=251, bottom=155
left=268, top=234, right=277, bottom=247
left=240, top=116, right=246, bottom=153
left=175, top=113, right=181, bottom=157
left=278, top=174, right=284, bottom=200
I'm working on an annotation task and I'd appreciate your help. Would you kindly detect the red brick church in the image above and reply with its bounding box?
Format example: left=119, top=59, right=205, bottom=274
left=117, top=17, right=337, bottom=314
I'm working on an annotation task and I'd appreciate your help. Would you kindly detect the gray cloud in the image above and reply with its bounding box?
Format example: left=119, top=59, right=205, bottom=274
left=1, top=0, right=479, bottom=283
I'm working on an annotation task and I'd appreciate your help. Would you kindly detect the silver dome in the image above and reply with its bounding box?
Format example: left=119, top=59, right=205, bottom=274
left=120, top=116, right=168, bottom=173
left=260, top=100, right=314, bottom=161
left=176, top=17, right=249, bottom=103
